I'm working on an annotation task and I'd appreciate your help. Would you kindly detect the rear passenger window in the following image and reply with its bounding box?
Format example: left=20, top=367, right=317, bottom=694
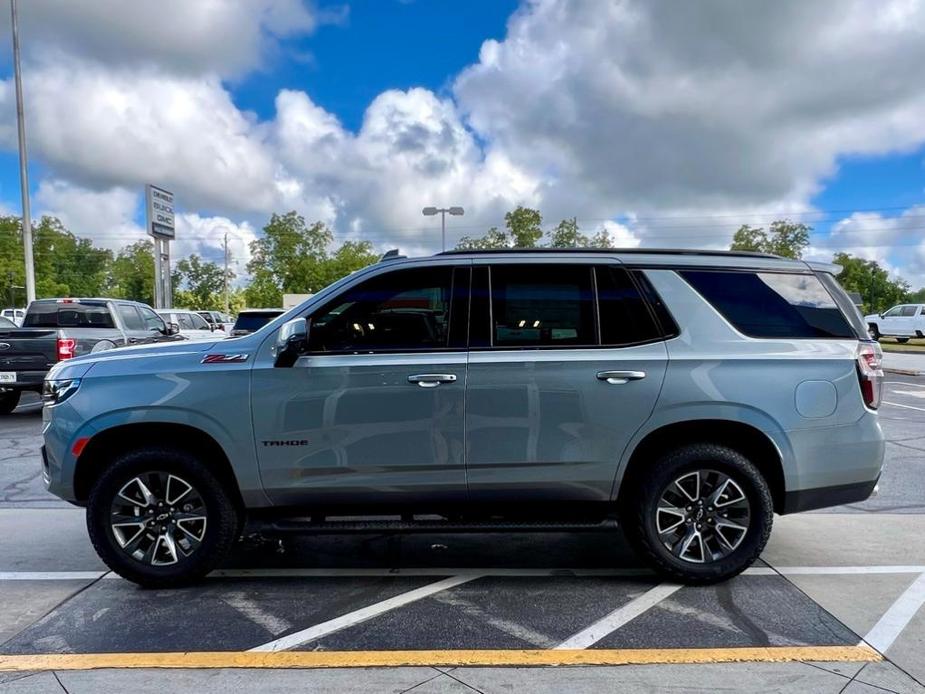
left=596, top=267, right=664, bottom=345
left=681, top=270, right=855, bottom=339
left=490, top=265, right=595, bottom=347
left=901, top=306, right=917, bottom=317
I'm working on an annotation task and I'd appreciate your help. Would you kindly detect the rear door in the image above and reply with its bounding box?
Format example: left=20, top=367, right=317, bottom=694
left=464, top=261, right=670, bottom=502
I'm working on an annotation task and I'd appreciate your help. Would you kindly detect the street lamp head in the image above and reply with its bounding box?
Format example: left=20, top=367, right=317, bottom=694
left=448, top=207, right=464, bottom=216
left=422, top=207, right=438, bottom=216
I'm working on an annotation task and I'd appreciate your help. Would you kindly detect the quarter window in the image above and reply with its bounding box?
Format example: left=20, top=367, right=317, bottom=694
left=308, top=267, right=455, bottom=352
left=490, top=265, right=595, bottom=347
left=681, top=270, right=855, bottom=339
left=596, top=267, right=664, bottom=345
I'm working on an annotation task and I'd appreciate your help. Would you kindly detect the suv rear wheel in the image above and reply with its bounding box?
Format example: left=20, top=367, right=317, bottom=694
left=624, top=443, right=773, bottom=584
left=86, top=447, right=239, bottom=588
left=0, top=390, right=21, bottom=415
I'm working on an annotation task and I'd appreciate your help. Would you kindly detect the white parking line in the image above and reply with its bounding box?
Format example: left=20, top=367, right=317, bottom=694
left=0, top=571, right=105, bottom=581
left=248, top=574, right=479, bottom=652
left=554, top=583, right=683, bottom=650
left=882, top=400, right=925, bottom=413
left=863, top=572, right=925, bottom=653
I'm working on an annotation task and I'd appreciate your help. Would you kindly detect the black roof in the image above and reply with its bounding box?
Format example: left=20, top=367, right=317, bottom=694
left=436, top=247, right=781, bottom=260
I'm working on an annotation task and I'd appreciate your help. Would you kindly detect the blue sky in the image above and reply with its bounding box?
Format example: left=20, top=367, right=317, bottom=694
left=1, top=0, right=925, bottom=285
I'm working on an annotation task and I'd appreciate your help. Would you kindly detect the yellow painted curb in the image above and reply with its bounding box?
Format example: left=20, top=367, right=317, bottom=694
left=0, top=646, right=881, bottom=671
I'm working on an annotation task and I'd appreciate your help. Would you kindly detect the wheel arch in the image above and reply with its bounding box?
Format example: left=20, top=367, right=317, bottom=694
left=73, top=422, right=245, bottom=513
left=617, top=419, right=787, bottom=514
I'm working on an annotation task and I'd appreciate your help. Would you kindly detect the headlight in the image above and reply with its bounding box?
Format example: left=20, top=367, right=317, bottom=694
left=42, top=378, right=81, bottom=406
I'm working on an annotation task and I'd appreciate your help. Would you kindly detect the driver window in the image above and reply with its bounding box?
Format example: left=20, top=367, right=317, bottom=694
left=883, top=306, right=903, bottom=317
left=139, top=306, right=165, bottom=332
left=307, top=267, right=453, bottom=353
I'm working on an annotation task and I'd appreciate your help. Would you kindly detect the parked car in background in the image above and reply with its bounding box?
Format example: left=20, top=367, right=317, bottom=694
left=156, top=309, right=217, bottom=341
left=230, top=308, right=285, bottom=336
left=41, top=249, right=883, bottom=587
left=0, top=298, right=182, bottom=414
left=1, top=308, right=26, bottom=327
left=864, top=304, right=925, bottom=342
left=197, top=310, right=234, bottom=334
left=0, top=316, right=16, bottom=329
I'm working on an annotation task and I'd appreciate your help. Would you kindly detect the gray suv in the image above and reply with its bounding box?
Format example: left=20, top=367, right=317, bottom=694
left=41, top=249, right=885, bottom=587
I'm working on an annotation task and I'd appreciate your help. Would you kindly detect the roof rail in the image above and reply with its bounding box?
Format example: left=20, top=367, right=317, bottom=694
left=436, top=248, right=781, bottom=260
left=379, top=249, right=406, bottom=262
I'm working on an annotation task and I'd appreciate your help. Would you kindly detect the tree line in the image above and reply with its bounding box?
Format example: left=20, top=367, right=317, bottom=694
left=0, top=210, right=920, bottom=314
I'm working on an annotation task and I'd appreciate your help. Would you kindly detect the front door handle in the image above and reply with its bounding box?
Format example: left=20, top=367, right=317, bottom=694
left=408, top=374, right=457, bottom=388
left=597, top=370, right=646, bottom=385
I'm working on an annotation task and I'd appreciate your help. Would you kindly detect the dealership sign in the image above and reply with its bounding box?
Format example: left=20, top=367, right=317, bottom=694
left=145, top=184, right=175, bottom=239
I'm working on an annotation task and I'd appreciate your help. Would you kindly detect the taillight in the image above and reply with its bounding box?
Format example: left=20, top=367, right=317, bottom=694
left=57, top=337, right=76, bottom=361
left=856, top=341, right=883, bottom=409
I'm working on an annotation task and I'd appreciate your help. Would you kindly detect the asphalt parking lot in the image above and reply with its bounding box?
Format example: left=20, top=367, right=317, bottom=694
left=0, top=381, right=923, bottom=693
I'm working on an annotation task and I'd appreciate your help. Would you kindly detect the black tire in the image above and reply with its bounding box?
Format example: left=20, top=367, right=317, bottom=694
left=897, top=337, right=910, bottom=344
left=623, top=443, right=773, bottom=584
left=87, top=447, right=239, bottom=588
left=0, top=390, right=21, bottom=415
left=868, top=323, right=881, bottom=340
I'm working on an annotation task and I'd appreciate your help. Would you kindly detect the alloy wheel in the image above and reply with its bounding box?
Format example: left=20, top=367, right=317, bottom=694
left=109, top=472, right=208, bottom=566
left=654, top=469, right=751, bottom=564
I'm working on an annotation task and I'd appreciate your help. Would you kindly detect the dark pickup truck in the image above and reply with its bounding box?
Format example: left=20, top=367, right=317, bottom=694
left=0, top=298, right=182, bottom=414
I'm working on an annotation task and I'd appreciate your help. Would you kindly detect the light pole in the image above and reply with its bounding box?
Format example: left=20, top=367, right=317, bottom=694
left=10, top=0, right=35, bottom=304
left=422, top=206, right=464, bottom=252
left=222, top=229, right=230, bottom=315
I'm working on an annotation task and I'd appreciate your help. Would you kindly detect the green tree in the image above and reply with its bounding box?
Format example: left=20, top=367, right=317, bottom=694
left=730, top=220, right=811, bottom=259
left=456, top=227, right=510, bottom=250
left=505, top=206, right=543, bottom=248
left=244, top=212, right=377, bottom=308
left=547, top=217, right=587, bottom=248
left=172, top=254, right=228, bottom=310
left=111, top=240, right=156, bottom=305
left=908, top=287, right=925, bottom=303
left=833, top=252, right=909, bottom=313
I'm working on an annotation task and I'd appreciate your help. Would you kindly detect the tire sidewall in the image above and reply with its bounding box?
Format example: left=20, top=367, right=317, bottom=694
left=86, top=448, right=237, bottom=587
left=635, top=445, right=773, bottom=583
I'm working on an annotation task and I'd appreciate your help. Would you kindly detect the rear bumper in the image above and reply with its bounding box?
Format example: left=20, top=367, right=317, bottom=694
left=0, top=370, right=47, bottom=392
left=781, top=477, right=880, bottom=514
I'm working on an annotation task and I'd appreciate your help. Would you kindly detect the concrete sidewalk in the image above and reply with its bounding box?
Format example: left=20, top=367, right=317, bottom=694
left=883, top=351, right=925, bottom=376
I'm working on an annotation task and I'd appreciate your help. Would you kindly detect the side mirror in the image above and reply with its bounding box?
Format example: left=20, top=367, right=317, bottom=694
left=273, top=317, right=309, bottom=368
left=164, top=322, right=180, bottom=335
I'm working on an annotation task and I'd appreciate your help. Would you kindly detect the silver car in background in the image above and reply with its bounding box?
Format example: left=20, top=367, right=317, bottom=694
left=40, top=249, right=884, bottom=587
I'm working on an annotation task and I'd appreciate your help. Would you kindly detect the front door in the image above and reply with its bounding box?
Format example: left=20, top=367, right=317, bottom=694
left=252, top=263, right=471, bottom=507
left=465, top=263, right=669, bottom=503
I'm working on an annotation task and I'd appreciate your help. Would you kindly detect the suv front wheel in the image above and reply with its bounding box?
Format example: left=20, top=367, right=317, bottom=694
left=87, top=447, right=239, bottom=588
left=625, top=443, right=773, bottom=584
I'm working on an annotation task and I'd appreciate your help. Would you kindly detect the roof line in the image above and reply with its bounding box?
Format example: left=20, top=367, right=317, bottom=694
left=436, top=248, right=782, bottom=260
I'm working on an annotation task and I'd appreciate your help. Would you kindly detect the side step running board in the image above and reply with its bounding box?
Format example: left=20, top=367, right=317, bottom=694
left=257, top=518, right=619, bottom=535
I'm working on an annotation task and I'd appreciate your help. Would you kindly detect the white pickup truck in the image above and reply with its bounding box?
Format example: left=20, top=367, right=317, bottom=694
left=865, top=304, right=925, bottom=342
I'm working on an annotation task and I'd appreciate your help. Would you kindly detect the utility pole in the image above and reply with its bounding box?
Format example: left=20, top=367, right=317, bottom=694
left=223, top=230, right=230, bottom=315
left=10, top=0, right=35, bottom=304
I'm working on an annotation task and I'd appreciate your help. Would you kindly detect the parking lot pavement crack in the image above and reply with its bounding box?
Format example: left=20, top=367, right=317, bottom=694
left=715, top=582, right=770, bottom=646
left=51, top=671, right=70, bottom=693
left=440, top=670, right=486, bottom=694
left=397, top=669, right=457, bottom=694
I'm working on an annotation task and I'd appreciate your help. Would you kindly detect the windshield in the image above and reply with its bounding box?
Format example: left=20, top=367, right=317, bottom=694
left=23, top=302, right=115, bottom=328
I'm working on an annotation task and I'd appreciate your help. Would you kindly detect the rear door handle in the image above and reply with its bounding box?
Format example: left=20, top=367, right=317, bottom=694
left=408, top=374, right=457, bottom=388
left=597, top=370, right=646, bottom=385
